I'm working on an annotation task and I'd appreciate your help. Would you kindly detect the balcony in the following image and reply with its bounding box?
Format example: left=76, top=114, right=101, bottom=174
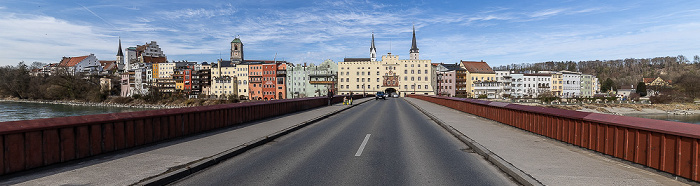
left=309, top=80, right=335, bottom=84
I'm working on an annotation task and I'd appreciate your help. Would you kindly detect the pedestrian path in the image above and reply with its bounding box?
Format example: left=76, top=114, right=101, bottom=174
left=0, top=98, right=373, bottom=186
left=405, top=98, right=690, bottom=186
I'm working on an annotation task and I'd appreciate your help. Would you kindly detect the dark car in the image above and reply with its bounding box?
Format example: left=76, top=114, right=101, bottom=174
left=375, top=92, right=386, bottom=100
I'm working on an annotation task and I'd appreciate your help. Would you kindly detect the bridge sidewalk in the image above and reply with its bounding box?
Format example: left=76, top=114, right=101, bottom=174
left=0, top=98, right=373, bottom=186
left=405, top=98, right=689, bottom=186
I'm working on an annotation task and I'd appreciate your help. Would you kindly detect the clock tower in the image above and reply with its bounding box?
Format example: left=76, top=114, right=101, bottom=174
left=230, top=36, right=244, bottom=62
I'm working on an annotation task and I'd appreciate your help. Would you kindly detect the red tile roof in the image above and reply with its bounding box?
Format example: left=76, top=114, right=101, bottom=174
left=642, top=78, right=655, bottom=83
left=57, top=56, right=89, bottom=67
left=461, top=60, right=494, bottom=74
left=100, top=60, right=116, bottom=71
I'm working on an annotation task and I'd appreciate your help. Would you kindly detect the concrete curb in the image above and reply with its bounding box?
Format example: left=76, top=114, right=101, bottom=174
left=136, top=98, right=374, bottom=186
left=405, top=98, right=543, bottom=186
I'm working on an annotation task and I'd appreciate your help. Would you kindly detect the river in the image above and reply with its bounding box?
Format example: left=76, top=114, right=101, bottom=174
left=628, top=113, right=700, bottom=125
left=0, top=101, right=154, bottom=123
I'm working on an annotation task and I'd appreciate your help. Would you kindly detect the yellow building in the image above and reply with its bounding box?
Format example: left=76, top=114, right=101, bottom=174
left=152, top=63, right=160, bottom=79
left=460, top=61, right=495, bottom=97
left=210, top=60, right=239, bottom=98
left=337, top=29, right=435, bottom=96
left=338, top=53, right=435, bottom=96
left=551, top=73, right=563, bottom=96
left=236, top=63, right=249, bottom=98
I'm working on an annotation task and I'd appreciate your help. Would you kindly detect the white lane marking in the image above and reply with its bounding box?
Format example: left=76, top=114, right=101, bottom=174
left=355, top=134, right=371, bottom=156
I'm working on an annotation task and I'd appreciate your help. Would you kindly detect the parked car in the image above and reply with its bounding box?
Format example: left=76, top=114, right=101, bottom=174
left=375, top=92, right=386, bottom=100
left=392, top=93, right=399, bottom=98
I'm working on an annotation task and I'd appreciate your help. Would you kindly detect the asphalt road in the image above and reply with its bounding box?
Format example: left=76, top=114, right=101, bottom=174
left=172, top=98, right=517, bottom=186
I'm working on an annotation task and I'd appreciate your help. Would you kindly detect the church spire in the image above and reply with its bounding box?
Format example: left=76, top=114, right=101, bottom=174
left=409, top=25, right=419, bottom=60
left=370, top=32, right=377, bottom=61
left=117, top=37, right=124, bottom=57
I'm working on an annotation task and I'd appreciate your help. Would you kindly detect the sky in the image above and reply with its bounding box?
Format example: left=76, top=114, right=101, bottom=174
left=1, top=0, right=700, bottom=67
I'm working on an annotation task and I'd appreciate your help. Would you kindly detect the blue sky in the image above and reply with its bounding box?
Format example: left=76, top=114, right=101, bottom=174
left=1, top=0, right=700, bottom=67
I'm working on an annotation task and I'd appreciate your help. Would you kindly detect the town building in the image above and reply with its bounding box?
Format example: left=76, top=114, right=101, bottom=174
left=56, top=54, right=102, bottom=75
left=234, top=63, right=249, bottom=99
left=460, top=61, right=495, bottom=98
left=287, top=60, right=338, bottom=98
left=643, top=77, right=672, bottom=87
left=137, top=41, right=167, bottom=63
left=580, top=74, right=594, bottom=97
left=495, top=71, right=512, bottom=98
left=99, top=60, right=117, bottom=74
left=550, top=73, right=563, bottom=97
left=120, top=72, right=130, bottom=97
left=436, top=63, right=464, bottom=97
left=125, top=47, right=137, bottom=71
left=561, top=71, right=582, bottom=98
left=338, top=28, right=435, bottom=96
left=211, top=60, right=238, bottom=98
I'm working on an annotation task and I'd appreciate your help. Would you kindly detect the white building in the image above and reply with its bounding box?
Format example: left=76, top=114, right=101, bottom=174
left=56, top=54, right=102, bottom=75
left=495, top=70, right=512, bottom=98
left=562, top=71, right=582, bottom=98
left=287, top=59, right=338, bottom=98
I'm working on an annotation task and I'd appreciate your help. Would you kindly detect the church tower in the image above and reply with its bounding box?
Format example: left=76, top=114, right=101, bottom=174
left=116, top=37, right=124, bottom=70
left=409, top=25, right=419, bottom=60
left=370, top=33, right=377, bottom=61
left=230, top=36, right=244, bottom=62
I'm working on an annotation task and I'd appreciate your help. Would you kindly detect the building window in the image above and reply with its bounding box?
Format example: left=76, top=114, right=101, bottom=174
left=425, top=85, right=428, bottom=89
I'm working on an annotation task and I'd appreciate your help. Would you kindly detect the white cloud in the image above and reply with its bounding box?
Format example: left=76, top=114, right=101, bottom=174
left=529, top=8, right=567, bottom=18
left=424, top=22, right=700, bottom=66
left=0, top=13, right=115, bottom=65
left=157, top=7, right=236, bottom=20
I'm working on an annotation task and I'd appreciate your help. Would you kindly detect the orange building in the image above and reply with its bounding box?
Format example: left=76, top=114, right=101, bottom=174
left=248, top=62, right=263, bottom=100
left=246, top=61, right=287, bottom=100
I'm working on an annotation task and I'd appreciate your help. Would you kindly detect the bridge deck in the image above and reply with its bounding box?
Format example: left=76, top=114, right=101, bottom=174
left=0, top=98, right=373, bottom=185
left=405, top=97, right=689, bottom=185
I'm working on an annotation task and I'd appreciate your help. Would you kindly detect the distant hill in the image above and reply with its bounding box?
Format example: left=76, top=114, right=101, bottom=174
left=493, top=55, right=700, bottom=88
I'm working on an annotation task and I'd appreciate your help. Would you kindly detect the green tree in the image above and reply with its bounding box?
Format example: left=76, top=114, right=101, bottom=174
left=601, top=78, right=614, bottom=93
left=636, top=82, right=647, bottom=97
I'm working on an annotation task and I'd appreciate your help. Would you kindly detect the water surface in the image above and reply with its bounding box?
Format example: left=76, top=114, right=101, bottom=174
left=626, top=113, right=700, bottom=125
left=0, top=101, right=153, bottom=123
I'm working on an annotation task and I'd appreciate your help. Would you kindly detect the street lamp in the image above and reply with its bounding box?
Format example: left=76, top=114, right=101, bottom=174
left=362, top=83, right=366, bottom=97
left=413, top=83, right=416, bottom=94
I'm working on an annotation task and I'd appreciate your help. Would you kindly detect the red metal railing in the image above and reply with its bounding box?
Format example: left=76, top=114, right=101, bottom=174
left=409, top=95, right=700, bottom=182
left=0, top=95, right=364, bottom=175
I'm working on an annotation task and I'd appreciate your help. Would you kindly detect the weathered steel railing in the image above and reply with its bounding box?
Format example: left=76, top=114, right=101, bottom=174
left=0, top=95, right=364, bottom=176
left=409, top=95, right=700, bottom=182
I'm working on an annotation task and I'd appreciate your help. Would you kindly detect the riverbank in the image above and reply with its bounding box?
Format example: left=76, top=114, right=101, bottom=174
left=544, top=103, right=700, bottom=116
left=0, top=96, right=248, bottom=110
left=0, top=97, right=181, bottom=109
